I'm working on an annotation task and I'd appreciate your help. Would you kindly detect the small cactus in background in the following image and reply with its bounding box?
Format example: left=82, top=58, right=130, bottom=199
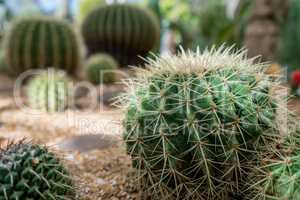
left=27, top=69, right=72, bottom=112
left=4, top=17, right=81, bottom=76
left=81, top=4, right=160, bottom=67
left=86, top=53, right=118, bottom=84
left=0, top=141, right=75, bottom=199
left=119, top=46, right=282, bottom=199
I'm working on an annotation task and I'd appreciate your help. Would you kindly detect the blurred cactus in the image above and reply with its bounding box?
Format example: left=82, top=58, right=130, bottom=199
left=81, top=4, right=160, bottom=67
left=27, top=69, right=72, bottom=112
left=86, top=53, right=118, bottom=84
left=4, top=17, right=81, bottom=76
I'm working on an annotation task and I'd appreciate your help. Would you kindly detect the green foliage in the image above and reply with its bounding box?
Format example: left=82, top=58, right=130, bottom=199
left=0, top=141, right=74, bottom=200
left=86, top=53, right=118, bottom=84
left=4, top=17, right=81, bottom=76
left=27, top=70, right=72, bottom=112
left=81, top=4, right=160, bottom=67
left=280, top=0, right=300, bottom=70
left=121, top=47, right=281, bottom=199
left=77, top=0, right=105, bottom=22
left=198, top=0, right=252, bottom=48
left=159, top=0, right=199, bottom=48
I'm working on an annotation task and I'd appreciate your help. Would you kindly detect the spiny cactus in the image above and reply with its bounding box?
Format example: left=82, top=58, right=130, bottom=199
left=4, top=17, right=81, bottom=76
left=86, top=53, right=118, bottom=84
left=27, top=69, right=72, bottom=112
left=119, top=46, right=283, bottom=199
left=81, top=4, right=160, bottom=67
left=244, top=121, right=300, bottom=200
left=0, top=141, right=74, bottom=200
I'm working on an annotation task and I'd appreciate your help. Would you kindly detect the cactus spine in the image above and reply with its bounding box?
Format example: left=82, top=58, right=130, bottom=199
left=120, top=47, right=282, bottom=199
left=0, top=141, right=74, bottom=199
left=81, top=4, right=160, bottom=67
left=4, top=17, right=81, bottom=76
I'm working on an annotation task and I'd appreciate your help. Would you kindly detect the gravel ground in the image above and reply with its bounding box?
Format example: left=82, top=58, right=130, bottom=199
left=66, top=146, right=139, bottom=200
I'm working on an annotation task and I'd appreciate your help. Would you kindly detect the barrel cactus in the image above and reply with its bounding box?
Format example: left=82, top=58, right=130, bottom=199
left=86, top=53, right=118, bottom=84
left=4, top=17, right=81, bottom=76
left=27, top=69, right=72, bottom=112
left=0, top=141, right=74, bottom=199
left=244, top=122, right=300, bottom=200
left=120, top=47, right=282, bottom=199
left=81, top=4, right=160, bottom=67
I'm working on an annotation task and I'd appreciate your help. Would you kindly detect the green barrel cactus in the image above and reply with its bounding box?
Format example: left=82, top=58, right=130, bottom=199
left=258, top=154, right=300, bottom=200
left=86, top=53, right=118, bottom=84
left=4, top=17, right=81, bottom=76
left=81, top=4, right=160, bottom=67
left=0, top=141, right=74, bottom=200
left=244, top=122, right=300, bottom=200
left=120, top=47, right=282, bottom=199
left=27, top=69, right=72, bottom=112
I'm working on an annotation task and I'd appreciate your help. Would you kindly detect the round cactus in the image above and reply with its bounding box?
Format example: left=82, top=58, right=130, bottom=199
left=81, top=4, right=160, bottom=67
left=258, top=154, right=300, bottom=200
left=4, top=17, right=81, bottom=76
left=86, top=53, right=118, bottom=84
left=244, top=122, right=300, bottom=200
left=27, top=69, right=72, bottom=112
left=119, top=47, right=282, bottom=199
left=0, top=141, right=74, bottom=199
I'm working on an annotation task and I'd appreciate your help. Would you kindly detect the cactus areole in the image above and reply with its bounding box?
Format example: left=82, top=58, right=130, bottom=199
left=120, top=47, right=281, bottom=199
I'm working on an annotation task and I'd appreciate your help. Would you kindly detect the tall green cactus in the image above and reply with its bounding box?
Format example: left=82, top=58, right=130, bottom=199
left=81, top=4, right=160, bottom=67
left=4, top=17, right=81, bottom=76
left=119, top=47, right=282, bottom=199
left=0, top=141, right=75, bottom=199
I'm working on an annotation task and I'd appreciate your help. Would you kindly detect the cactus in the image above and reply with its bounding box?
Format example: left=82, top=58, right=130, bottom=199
left=86, top=53, right=118, bottom=84
left=255, top=154, right=300, bottom=200
left=81, top=4, right=160, bottom=67
left=119, top=47, right=282, bottom=199
left=27, top=69, right=72, bottom=112
left=4, top=17, right=81, bottom=76
left=0, top=141, right=74, bottom=200
left=244, top=121, right=300, bottom=200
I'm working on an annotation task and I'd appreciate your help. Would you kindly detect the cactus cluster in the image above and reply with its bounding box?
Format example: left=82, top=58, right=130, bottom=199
left=0, top=141, right=74, bottom=200
left=86, top=53, right=118, bottom=84
left=4, top=17, right=81, bottom=76
left=27, top=69, right=72, bottom=112
left=81, top=4, right=160, bottom=67
left=120, top=47, right=284, bottom=199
